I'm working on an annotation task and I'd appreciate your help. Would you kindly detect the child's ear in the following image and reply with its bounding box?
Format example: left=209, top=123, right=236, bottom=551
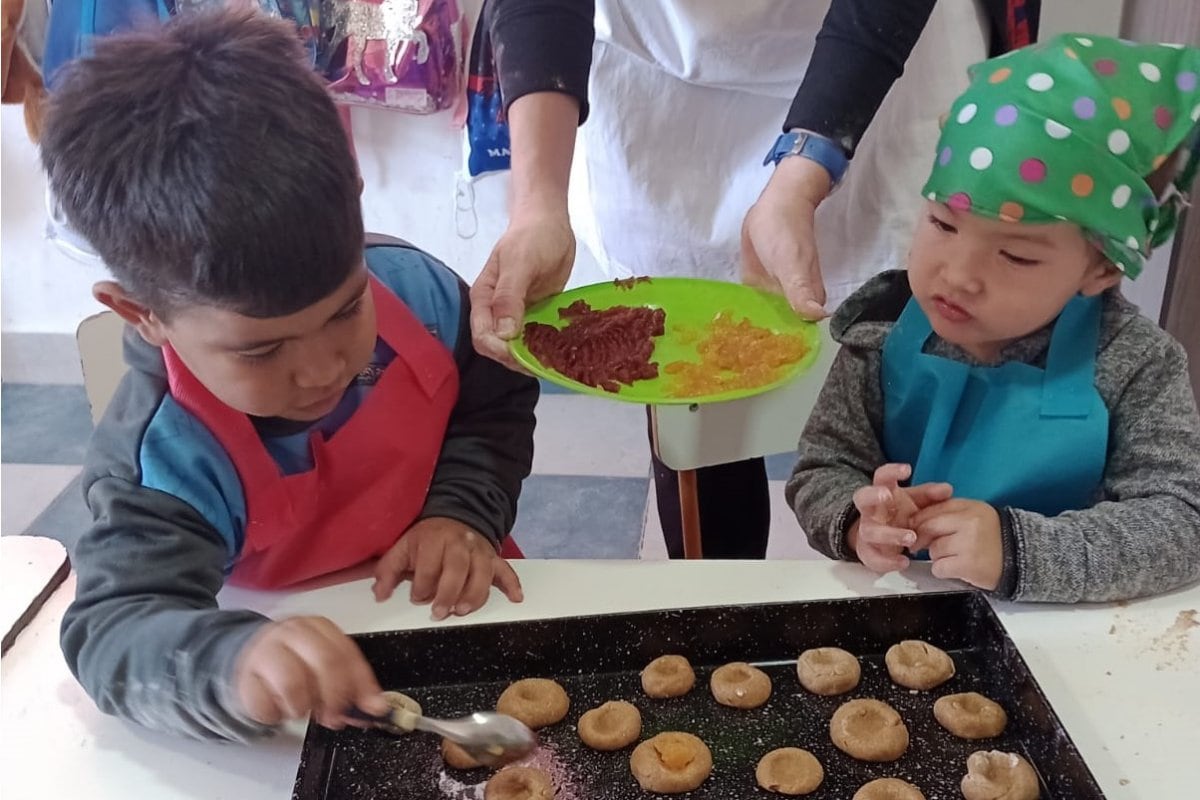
left=1079, top=260, right=1123, bottom=297
left=92, top=281, right=170, bottom=347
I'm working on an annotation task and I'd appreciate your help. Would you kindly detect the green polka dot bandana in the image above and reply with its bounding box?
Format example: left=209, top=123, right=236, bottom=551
left=922, top=34, right=1200, bottom=279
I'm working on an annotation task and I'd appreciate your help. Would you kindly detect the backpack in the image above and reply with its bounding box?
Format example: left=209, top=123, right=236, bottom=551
left=43, top=0, right=320, bottom=90
left=463, top=0, right=508, bottom=178
left=322, top=0, right=466, bottom=113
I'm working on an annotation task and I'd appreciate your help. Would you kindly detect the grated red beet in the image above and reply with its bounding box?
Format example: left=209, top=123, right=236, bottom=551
left=524, top=300, right=665, bottom=393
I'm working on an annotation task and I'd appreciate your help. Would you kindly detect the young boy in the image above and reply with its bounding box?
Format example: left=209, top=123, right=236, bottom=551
left=788, top=35, right=1200, bottom=603
left=41, top=9, right=538, bottom=740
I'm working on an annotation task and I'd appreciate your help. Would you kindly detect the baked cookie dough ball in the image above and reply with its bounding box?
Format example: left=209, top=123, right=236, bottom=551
left=441, top=737, right=483, bottom=769
left=484, top=766, right=555, bottom=800
left=380, top=691, right=421, bottom=715
left=496, top=678, right=570, bottom=729
left=755, top=747, right=824, bottom=795
left=885, top=640, right=956, bottom=690
left=630, top=732, right=713, bottom=794
left=641, top=655, right=696, bottom=698
left=373, top=691, right=421, bottom=734
left=796, top=647, right=861, bottom=696
left=710, top=662, right=772, bottom=709
left=577, top=700, right=642, bottom=751
left=934, top=692, right=1008, bottom=739
left=830, top=699, right=909, bottom=762
left=961, top=750, right=1039, bottom=800
left=852, top=778, right=926, bottom=800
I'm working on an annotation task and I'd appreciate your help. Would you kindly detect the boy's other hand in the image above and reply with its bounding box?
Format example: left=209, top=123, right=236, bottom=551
left=372, top=516, right=524, bottom=620
left=234, top=616, right=389, bottom=729
left=911, top=499, right=1003, bottom=590
left=470, top=212, right=575, bottom=369
left=849, top=463, right=952, bottom=574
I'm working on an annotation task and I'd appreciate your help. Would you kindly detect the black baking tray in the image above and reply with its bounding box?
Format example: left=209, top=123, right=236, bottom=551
left=292, top=590, right=1105, bottom=799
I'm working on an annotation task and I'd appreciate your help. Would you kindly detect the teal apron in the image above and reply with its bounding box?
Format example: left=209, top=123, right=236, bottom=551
left=882, top=294, right=1108, bottom=520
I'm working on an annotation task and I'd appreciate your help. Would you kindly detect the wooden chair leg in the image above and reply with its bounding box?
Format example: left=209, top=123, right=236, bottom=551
left=678, top=469, right=703, bottom=559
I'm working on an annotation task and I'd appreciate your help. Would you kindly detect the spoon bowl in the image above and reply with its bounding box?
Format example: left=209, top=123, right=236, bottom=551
left=349, top=705, right=538, bottom=768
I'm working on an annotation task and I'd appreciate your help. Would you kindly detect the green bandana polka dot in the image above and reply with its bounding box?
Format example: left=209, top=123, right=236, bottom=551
left=923, top=34, right=1200, bottom=279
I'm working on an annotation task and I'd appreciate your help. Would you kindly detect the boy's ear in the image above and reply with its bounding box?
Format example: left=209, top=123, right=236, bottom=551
left=1079, top=260, right=1123, bottom=297
left=93, top=281, right=170, bottom=347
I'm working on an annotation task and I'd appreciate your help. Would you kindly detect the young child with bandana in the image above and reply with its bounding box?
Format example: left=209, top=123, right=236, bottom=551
left=787, top=34, right=1200, bottom=603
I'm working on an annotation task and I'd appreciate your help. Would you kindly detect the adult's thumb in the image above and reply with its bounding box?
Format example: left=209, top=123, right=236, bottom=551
left=491, top=278, right=528, bottom=340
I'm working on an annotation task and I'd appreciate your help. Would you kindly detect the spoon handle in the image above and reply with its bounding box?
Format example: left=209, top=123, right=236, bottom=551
left=410, top=715, right=456, bottom=739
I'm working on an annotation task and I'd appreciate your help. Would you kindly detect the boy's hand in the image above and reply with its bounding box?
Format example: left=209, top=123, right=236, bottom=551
left=234, top=616, right=390, bottom=729
left=848, top=463, right=953, bottom=574
left=911, top=499, right=1003, bottom=590
left=372, top=516, right=524, bottom=621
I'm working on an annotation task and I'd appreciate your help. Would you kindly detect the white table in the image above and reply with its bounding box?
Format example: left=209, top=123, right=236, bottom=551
left=0, top=536, right=70, bottom=654
left=2, top=561, right=1197, bottom=799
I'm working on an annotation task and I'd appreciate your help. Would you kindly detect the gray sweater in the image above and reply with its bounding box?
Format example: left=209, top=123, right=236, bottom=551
left=786, top=271, right=1200, bottom=603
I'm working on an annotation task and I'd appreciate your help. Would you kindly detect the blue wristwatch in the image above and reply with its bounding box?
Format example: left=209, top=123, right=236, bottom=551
left=763, top=130, right=850, bottom=186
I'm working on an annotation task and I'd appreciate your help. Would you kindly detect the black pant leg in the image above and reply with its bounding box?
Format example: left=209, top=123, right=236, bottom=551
left=647, top=410, right=771, bottom=559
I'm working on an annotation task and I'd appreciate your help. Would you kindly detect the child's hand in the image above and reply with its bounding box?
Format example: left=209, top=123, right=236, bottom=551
left=372, top=516, right=524, bottom=621
left=911, top=499, right=1003, bottom=590
left=849, top=464, right=953, bottom=574
left=234, top=616, right=390, bottom=729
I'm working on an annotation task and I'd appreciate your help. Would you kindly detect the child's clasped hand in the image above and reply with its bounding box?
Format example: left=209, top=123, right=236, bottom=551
left=849, top=463, right=1003, bottom=590
left=849, top=463, right=952, bottom=573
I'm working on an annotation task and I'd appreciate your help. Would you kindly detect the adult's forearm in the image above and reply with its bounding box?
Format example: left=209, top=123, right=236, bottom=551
left=507, top=91, right=579, bottom=219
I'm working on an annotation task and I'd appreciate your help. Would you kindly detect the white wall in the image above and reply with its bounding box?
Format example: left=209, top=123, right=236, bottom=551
left=2, top=104, right=111, bottom=335
left=1039, top=0, right=1125, bottom=41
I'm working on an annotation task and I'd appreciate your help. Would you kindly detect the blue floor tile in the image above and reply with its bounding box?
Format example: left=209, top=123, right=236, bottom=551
left=537, top=378, right=574, bottom=396
left=1, top=384, right=93, bottom=465
left=513, top=475, right=648, bottom=558
left=765, top=451, right=799, bottom=481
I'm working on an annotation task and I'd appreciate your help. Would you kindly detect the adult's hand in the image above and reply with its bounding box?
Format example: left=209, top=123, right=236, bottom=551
left=470, top=91, right=579, bottom=367
left=741, top=154, right=835, bottom=320
left=470, top=210, right=575, bottom=367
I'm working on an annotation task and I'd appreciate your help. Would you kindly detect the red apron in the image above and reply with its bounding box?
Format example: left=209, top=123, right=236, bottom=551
left=163, top=274, right=519, bottom=589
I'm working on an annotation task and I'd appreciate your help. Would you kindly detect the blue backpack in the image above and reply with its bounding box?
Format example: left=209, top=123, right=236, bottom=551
left=43, top=0, right=321, bottom=90
left=44, top=0, right=169, bottom=89
left=464, top=0, right=508, bottom=178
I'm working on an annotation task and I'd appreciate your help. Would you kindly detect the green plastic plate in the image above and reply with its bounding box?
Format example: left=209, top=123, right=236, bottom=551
left=509, top=277, right=821, bottom=405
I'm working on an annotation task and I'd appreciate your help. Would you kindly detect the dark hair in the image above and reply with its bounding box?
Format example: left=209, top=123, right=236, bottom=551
left=41, top=7, right=363, bottom=318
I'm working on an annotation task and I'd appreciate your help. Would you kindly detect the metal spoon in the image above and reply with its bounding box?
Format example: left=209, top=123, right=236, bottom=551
left=348, top=704, right=538, bottom=767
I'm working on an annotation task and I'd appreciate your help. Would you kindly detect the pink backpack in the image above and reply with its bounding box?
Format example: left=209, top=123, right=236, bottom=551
left=323, top=0, right=466, bottom=113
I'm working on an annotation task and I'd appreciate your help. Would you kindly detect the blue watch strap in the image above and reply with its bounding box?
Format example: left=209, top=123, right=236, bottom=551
left=763, top=131, right=849, bottom=185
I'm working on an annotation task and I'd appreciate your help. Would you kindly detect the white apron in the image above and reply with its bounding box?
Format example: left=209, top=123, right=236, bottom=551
left=569, top=0, right=990, bottom=309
